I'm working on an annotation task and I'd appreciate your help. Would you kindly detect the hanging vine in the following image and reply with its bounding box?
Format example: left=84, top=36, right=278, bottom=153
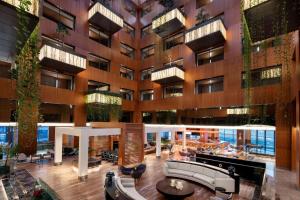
left=16, top=0, right=40, bottom=155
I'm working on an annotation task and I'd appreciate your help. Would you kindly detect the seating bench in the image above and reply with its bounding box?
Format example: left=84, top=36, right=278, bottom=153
left=163, top=160, right=239, bottom=193
left=115, top=177, right=146, bottom=200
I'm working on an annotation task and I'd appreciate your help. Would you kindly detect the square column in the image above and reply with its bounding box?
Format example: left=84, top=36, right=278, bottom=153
left=171, top=131, right=176, bottom=144
left=78, top=133, right=89, bottom=181
left=54, top=131, right=63, bottom=165
left=156, top=132, right=161, bottom=157
left=183, top=131, right=186, bottom=150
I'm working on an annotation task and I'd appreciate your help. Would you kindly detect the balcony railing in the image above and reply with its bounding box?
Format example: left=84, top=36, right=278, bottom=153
left=86, top=90, right=122, bottom=105
left=152, top=8, right=185, bottom=37
left=151, top=65, right=184, bottom=84
left=88, top=2, right=123, bottom=35
left=243, top=0, right=269, bottom=10
left=185, top=17, right=226, bottom=52
left=3, top=0, right=39, bottom=16
left=39, top=44, right=87, bottom=73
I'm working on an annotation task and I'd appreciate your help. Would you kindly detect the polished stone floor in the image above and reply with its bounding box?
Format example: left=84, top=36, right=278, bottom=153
left=1, top=151, right=299, bottom=200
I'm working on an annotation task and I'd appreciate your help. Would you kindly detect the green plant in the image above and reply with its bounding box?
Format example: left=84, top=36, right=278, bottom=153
left=195, top=8, right=210, bottom=25
left=16, top=0, right=40, bottom=155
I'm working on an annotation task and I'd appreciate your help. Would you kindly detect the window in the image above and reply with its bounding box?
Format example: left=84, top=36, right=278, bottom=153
left=242, top=65, right=281, bottom=88
left=190, top=133, right=200, bottom=140
left=141, top=3, right=152, bottom=17
left=141, top=68, right=154, bottom=80
left=142, top=112, right=153, bottom=123
left=120, top=88, right=134, bottom=101
left=163, top=84, right=183, bottom=98
left=197, top=46, right=224, bottom=66
left=196, top=0, right=214, bottom=8
left=43, top=0, right=75, bottom=30
left=37, top=127, right=49, bottom=143
left=141, top=45, right=155, bottom=59
left=250, top=130, right=275, bottom=155
left=89, top=25, right=111, bottom=47
left=141, top=24, right=152, bottom=38
left=123, top=0, right=136, bottom=17
left=164, top=58, right=184, bottom=68
left=164, top=32, right=184, bottom=50
left=88, top=53, right=110, bottom=71
left=195, top=76, right=224, bottom=94
left=0, top=126, right=9, bottom=145
left=120, top=66, right=134, bottom=80
left=41, top=69, right=74, bottom=90
left=251, top=38, right=282, bottom=53
left=141, top=90, right=154, bottom=101
left=120, top=43, right=135, bottom=58
left=42, top=35, right=74, bottom=50
left=219, top=129, right=237, bottom=145
left=123, top=22, right=135, bottom=37
left=88, top=80, right=110, bottom=91
left=161, top=132, right=171, bottom=140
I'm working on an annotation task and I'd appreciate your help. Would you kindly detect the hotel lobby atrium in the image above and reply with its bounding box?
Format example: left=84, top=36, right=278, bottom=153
left=0, top=0, right=300, bottom=199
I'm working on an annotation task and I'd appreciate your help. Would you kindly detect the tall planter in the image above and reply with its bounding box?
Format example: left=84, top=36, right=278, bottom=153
left=16, top=1, right=40, bottom=155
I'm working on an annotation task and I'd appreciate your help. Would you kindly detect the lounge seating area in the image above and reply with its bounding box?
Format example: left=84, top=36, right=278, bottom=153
left=163, top=160, right=240, bottom=193
left=114, top=177, right=146, bottom=200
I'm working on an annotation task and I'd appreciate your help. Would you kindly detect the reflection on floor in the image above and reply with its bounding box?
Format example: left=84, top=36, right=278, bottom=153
left=13, top=152, right=258, bottom=200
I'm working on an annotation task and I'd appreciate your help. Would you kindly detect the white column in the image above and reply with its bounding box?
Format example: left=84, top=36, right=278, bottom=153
left=78, top=132, right=89, bottom=180
left=183, top=131, right=186, bottom=150
left=54, top=130, right=63, bottom=165
left=144, top=132, right=148, bottom=145
left=171, top=131, right=176, bottom=144
left=156, top=132, right=161, bottom=157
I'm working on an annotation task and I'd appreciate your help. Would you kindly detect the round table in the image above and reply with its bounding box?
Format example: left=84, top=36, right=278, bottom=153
left=156, top=178, right=194, bottom=199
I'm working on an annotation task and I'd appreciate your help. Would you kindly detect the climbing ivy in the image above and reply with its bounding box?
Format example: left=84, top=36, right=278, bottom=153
left=15, top=0, right=40, bottom=155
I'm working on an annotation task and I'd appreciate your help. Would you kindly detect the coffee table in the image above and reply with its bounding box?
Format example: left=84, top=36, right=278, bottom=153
left=156, top=178, right=194, bottom=199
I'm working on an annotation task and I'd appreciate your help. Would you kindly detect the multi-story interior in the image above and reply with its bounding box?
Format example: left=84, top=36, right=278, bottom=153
left=0, top=0, right=300, bottom=199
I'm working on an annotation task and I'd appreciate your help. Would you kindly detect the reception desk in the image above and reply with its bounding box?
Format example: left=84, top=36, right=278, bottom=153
left=196, top=153, right=266, bottom=185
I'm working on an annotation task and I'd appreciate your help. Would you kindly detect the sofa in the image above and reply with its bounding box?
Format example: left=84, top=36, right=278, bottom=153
left=163, top=160, right=239, bottom=193
left=114, top=177, right=146, bottom=200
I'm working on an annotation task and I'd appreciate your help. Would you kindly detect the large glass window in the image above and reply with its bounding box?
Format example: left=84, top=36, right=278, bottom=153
left=161, top=132, right=171, bottom=140
left=89, top=25, right=111, bottom=47
left=41, top=69, right=74, bottom=90
left=141, top=45, right=155, bottom=59
left=37, top=127, right=49, bottom=143
left=0, top=127, right=9, bottom=145
left=141, top=68, right=154, bottom=80
left=141, top=90, right=154, bottom=101
left=120, top=66, right=134, bottom=80
left=164, top=32, right=184, bottom=50
left=163, top=84, right=183, bottom=98
left=43, top=0, right=75, bottom=30
left=250, top=130, right=275, bottom=155
left=141, top=24, right=152, bottom=38
left=88, top=53, right=110, bottom=71
left=195, top=76, right=224, bottom=94
left=197, top=46, right=224, bottom=66
left=242, top=65, right=281, bottom=88
left=123, top=22, right=135, bottom=37
left=120, top=43, right=135, bottom=58
left=141, top=3, right=152, bottom=17
left=219, top=129, right=237, bottom=145
left=120, top=88, right=134, bottom=101
left=88, top=80, right=110, bottom=91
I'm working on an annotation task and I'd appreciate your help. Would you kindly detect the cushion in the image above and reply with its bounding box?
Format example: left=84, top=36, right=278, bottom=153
left=193, top=173, right=215, bottom=185
left=202, top=167, right=216, bottom=178
left=189, top=164, right=204, bottom=174
left=122, top=182, right=135, bottom=187
left=168, top=169, right=194, bottom=177
left=121, top=178, right=134, bottom=184
left=167, top=161, right=178, bottom=169
left=177, top=162, right=191, bottom=171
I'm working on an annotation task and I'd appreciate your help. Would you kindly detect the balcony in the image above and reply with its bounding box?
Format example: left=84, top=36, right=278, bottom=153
left=88, top=1, right=123, bottom=35
left=0, top=0, right=39, bottom=62
left=85, top=90, right=122, bottom=105
left=185, top=17, right=226, bottom=52
left=151, top=64, right=184, bottom=84
left=152, top=8, right=185, bottom=38
left=243, top=0, right=300, bottom=42
left=39, top=44, right=87, bottom=74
